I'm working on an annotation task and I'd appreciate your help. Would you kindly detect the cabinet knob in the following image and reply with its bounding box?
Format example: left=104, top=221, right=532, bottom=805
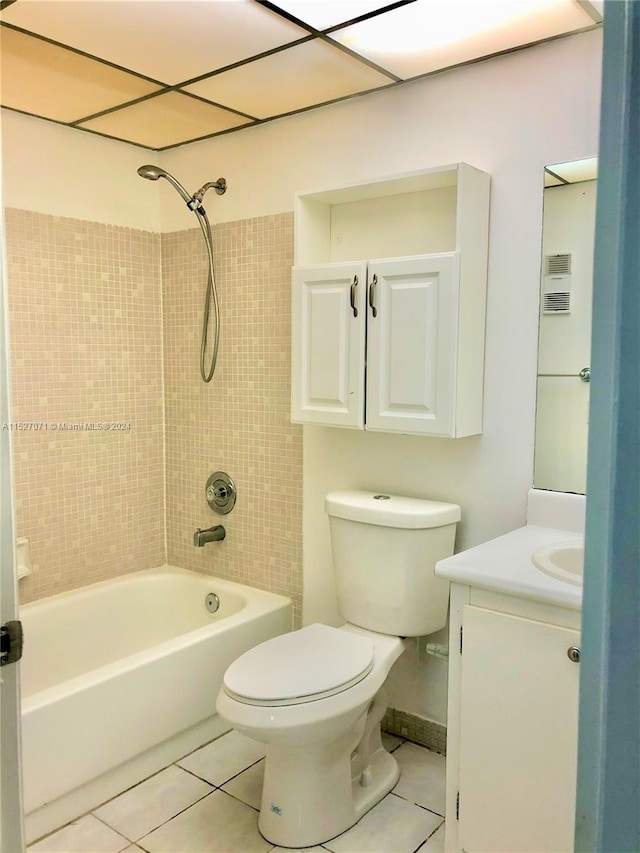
left=567, top=646, right=581, bottom=663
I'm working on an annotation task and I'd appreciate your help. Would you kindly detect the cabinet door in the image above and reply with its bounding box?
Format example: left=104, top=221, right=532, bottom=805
left=291, top=263, right=366, bottom=427
left=458, top=605, right=580, bottom=853
left=365, top=254, right=458, bottom=435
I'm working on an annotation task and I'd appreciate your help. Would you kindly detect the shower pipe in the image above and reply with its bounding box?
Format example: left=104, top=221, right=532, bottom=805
left=137, top=165, right=227, bottom=383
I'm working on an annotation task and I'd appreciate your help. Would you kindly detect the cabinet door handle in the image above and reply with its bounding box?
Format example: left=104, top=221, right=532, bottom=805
left=369, top=273, right=378, bottom=318
left=350, top=275, right=358, bottom=318
left=567, top=646, right=581, bottom=663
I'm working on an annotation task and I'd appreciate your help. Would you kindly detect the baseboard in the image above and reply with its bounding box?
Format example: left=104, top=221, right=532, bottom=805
left=382, top=708, right=447, bottom=755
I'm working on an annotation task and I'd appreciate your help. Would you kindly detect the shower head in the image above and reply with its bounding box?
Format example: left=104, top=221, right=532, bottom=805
left=137, top=164, right=167, bottom=181
left=137, top=164, right=193, bottom=206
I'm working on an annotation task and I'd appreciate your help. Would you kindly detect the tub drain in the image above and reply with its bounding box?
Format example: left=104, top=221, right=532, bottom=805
left=205, top=592, right=220, bottom=614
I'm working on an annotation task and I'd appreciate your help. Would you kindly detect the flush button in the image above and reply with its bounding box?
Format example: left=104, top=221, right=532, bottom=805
left=373, top=494, right=391, bottom=500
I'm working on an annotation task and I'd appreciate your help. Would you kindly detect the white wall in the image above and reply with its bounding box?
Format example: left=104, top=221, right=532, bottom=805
left=165, top=30, right=601, bottom=724
left=1, top=111, right=160, bottom=231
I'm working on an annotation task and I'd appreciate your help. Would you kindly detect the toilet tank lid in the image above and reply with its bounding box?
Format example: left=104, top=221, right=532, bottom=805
left=325, top=490, right=461, bottom=529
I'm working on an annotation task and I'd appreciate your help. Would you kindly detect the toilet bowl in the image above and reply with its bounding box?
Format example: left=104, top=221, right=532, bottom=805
left=216, top=623, right=407, bottom=847
left=216, top=490, right=460, bottom=848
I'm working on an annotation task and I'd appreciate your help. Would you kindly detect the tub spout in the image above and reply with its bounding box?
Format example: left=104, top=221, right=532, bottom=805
left=193, top=525, right=226, bottom=546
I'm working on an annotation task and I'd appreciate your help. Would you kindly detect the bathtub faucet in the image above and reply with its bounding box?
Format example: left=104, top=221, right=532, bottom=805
left=193, top=525, right=226, bottom=547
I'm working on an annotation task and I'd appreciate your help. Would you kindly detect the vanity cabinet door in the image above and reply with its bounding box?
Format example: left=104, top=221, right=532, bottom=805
left=458, top=605, right=580, bottom=853
left=291, top=262, right=366, bottom=428
left=366, top=254, right=458, bottom=435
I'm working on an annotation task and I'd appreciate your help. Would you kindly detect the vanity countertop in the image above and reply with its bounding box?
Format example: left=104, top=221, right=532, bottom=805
left=435, top=524, right=583, bottom=611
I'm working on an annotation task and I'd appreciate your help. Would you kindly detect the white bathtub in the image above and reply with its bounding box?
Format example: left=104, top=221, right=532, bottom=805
left=20, top=566, right=292, bottom=842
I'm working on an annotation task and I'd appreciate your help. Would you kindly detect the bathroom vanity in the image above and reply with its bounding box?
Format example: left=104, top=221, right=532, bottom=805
left=436, top=490, right=583, bottom=853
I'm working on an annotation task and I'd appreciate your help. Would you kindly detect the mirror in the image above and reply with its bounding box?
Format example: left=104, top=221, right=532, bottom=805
left=534, top=157, right=597, bottom=494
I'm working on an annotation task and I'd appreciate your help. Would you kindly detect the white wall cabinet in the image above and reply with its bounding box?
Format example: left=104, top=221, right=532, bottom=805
left=291, top=164, right=490, bottom=438
left=445, top=585, right=581, bottom=853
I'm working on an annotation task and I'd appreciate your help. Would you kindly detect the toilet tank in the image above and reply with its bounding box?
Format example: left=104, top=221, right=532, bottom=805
left=325, top=491, right=461, bottom=637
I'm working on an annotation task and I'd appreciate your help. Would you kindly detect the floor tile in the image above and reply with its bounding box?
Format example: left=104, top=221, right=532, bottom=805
left=139, top=790, right=271, bottom=853
left=177, top=730, right=266, bottom=786
left=27, top=815, right=130, bottom=853
left=381, top=732, right=404, bottom=752
left=325, top=792, right=442, bottom=853
left=221, top=758, right=265, bottom=809
left=94, top=764, right=213, bottom=840
left=417, top=822, right=445, bottom=851
left=392, top=743, right=446, bottom=815
left=122, top=847, right=146, bottom=853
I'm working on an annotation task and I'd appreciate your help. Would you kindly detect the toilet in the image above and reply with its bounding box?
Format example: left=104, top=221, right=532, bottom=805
left=216, top=490, right=460, bottom=848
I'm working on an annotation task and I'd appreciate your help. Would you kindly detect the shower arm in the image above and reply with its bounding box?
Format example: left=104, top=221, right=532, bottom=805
left=188, top=179, right=227, bottom=211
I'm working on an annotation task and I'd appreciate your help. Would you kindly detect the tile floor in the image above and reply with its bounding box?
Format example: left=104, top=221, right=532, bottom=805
left=28, top=731, right=446, bottom=853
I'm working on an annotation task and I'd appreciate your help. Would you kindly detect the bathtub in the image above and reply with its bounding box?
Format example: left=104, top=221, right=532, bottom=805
left=20, top=566, right=292, bottom=842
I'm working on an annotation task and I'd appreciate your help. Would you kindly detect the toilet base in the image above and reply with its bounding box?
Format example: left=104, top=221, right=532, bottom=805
left=259, top=743, right=398, bottom=848
left=257, top=704, right=398, bottom=849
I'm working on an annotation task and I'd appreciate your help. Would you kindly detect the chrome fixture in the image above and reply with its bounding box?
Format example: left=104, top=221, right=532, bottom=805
left=567, top=646, right=581, bottom=663
left=188, top=179, right=227, bottom=211
left=193, top=525, right=226, bottom=547
left=579, top=367, right=591, bottom=383
left=137, top=164, right=227, bottom=383
left=206, top=471, right=236, bottom=515
left=205, top=592, right=220, bottom=613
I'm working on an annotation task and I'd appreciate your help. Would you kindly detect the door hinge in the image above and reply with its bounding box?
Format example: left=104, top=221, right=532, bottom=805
left=456, top=791, right=460, bottom=820
left=459, top=626, right=463, bottom=653
left=1, top=620, right=24, bottom=666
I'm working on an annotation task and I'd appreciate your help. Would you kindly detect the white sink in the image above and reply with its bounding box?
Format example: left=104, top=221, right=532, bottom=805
left=531, top=541, right=584, bottom=586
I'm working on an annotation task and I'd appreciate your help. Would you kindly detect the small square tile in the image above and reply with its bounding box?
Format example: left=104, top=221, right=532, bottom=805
left=392, top=743, right=446, bottom=816
left=27, top=815, right=129, bottom=852
left=325, top=793, right=442, bottom=853
left=139, top=790, right=271, bottom=852
left=94, top=765, right=212, bottom=840
left=177, top=731, right=266, bottom=786
left=221, top=758, right=264, bottom=809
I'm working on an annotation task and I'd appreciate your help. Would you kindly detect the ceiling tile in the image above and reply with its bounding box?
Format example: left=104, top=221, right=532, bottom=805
left=0, top=26, right=160, bottom=122
left=271, top=1, right=398, bottom=30
left=331, top=0, right=595, bottom=79
left=0, top=0, right=309, bottom=85
left=184, top=39, right=392, bottom=119
left=78, top=91, right=252, bottom=149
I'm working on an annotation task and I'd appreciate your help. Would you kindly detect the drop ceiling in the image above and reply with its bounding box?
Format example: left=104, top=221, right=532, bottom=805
left=0, top=0, right=601, bottom=152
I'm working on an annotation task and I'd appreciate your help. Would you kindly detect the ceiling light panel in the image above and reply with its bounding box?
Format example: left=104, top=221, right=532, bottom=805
left=0, top=0, right=310, bottom=85
left=546, top=158, right=598, bottom=183
left=185, top=39, right=392, bottom=119
left=0, top=27, right=160, bottom=123
left=78, top=91, right=252, bottom=149
left=271, top=1, right=400, bottom=30
left=331, top=0, right=595, bottom=79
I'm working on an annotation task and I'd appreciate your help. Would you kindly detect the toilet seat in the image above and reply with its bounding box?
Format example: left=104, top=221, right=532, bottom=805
left=223, top=623, right=375, bottom=707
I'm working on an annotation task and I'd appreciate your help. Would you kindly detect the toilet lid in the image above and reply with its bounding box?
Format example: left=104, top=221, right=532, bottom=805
left=223, top=624, right=375, bottom=707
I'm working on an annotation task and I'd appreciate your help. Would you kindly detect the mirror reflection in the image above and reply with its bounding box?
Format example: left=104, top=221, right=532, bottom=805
left=534, top=157, right=597, bottom=494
